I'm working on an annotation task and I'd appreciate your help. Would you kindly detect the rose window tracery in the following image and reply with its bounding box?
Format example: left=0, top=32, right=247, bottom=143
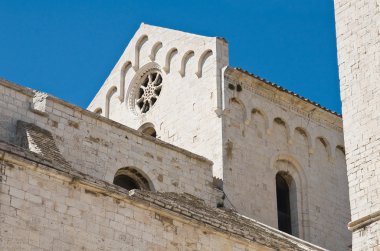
left=136, top=71, right=163, bottom=113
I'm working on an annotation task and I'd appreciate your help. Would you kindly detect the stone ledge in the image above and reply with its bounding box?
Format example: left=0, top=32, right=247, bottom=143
left=348, top=210, right=380, bottom=232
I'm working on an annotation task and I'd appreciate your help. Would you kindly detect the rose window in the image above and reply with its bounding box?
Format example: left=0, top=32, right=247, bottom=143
left=136, top=71, right=163, bottom=113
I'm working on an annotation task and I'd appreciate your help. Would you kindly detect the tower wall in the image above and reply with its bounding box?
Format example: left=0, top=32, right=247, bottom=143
left=334, top=1, right=380, bottom=250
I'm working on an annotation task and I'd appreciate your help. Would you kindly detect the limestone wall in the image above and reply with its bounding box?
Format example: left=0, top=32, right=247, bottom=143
left=334, top=0, right=380, bottom=250
left=88, top=24, right=229, bottom=179
left=0, top=79, right=217, bottom=206
left=0, top=144, right=325, bottom=251
left=221, top=69, right=351, bottom=251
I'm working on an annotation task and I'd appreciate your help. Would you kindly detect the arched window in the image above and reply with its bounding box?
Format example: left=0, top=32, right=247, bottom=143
left=94, top=108, right=102, bottom=115
left=114, top=175, right=141, bottom=190
left=276, top=172, right=293, bottom=235
left=142, top=127, right=156, bottom=137
left=113, top=167, right=153, bottom=191
left=138, top=123, right=157, bottom=138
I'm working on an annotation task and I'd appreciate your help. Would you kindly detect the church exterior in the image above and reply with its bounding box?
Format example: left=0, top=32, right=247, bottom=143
left=0, top=2, right=378, bottom=249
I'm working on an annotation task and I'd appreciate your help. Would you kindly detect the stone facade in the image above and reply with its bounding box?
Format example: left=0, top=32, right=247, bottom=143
left=0, top=142, right=324, bottom=251
left=88, top=24, right=351, bottom=250
left=222, top=69, right=350, bottom=250
left=0, top=79, right=218, bottom=207
left=0, top=23, right=352, bottom=250
left=334, top=0, right=380, bottom=250
left=88, top=24, right=228, bottom=179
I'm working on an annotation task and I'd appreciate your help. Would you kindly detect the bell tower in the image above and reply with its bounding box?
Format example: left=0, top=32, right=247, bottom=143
left=334, top=1, right=380, bottom=250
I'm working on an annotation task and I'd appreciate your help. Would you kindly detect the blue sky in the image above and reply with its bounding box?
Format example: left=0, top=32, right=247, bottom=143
left=0, top=0, right=341, bottom=113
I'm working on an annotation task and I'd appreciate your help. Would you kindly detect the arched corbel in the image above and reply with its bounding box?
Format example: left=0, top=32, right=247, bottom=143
left=179, top=50, right=195, bottom=77
left=196, top=49, right=213, bottom=78
left=149, top=41, right=163, bottom=61
left=251, top=107, right=270, bottom=132
left=316, top=136, right=332, bottom=162
left=273, top=117, right=291, bottom=144
left=134, top=35, right=148, bottom=71
left=163, top=48, right=178, bottom=74
left=230, top=97, right=248, bottom=124
left=294, top=127, right=313, bottom=154
left=119, top=61, right=132, bottom=102
left=105, top=86, right=117, bottom=118
left=335, top=145, right=346, bottom=160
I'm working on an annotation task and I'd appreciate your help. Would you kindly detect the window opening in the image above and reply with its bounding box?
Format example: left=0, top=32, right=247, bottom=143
left=276, top=173, right=292, bottom=234
left=136, top=71, right=162, bottom=113
left=113, top=167, right=152, bottom=191
left=113, top=175, right=141, bottom=190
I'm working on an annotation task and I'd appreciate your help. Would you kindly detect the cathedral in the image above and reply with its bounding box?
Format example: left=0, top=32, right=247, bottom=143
left=0, top=1, right=379, bottom=250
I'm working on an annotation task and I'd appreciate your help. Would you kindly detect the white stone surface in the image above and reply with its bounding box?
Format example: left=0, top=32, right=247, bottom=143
left=334, top=0, right=380, bottom=250
left=88, top=23, right=229, bottom=179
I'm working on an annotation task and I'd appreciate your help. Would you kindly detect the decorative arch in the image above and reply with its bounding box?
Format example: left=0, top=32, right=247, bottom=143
left=134, top=35, right=149, bottom=71
left=163, top=48, right=178, bottom=74
left=294, top=127, right=313, bottom=153
left=149, top=41, right=163, bottom=61
left=251, top=108, right=269, bottom=133
left=105, top=86, right=117, bottom=118
left=270, top=153, right=309, bottom=239
left=113, top=167, right=154, bottom=191
left=179, top=50, right=195, bottom=77
left=138, top=122, right=157, bottom=138
left=229, top=97, right=247, bottom=123
left=94, top=108, right=102, bottom=115
left=336, top=145, right=345, bottom=155
left=272, top=117, right=291, bottom=144
left=196, top=49, right=213, bottom=78
left=334, top=144, right=346, bottom=163
left=119, top=61, right=132, bottom=102
left=315, top=136, right=332, bottom=160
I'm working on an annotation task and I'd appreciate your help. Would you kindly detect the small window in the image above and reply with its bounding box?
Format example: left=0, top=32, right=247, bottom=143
left=142, top=127, right=157, bottom=137
left=276, top=173, right=292, bottom=234
left=94, top=108, right=102, bottom=115
left=113, top=174, right=141, bottom=190
left=113, top=167, right=152, bottom=191
left=138, top=123, right=157, bottom=138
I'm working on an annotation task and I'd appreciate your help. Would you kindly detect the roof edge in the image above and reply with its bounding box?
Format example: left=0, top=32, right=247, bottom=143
left=0, top=77, right=213, bottom=166
left=226, top=67, right=341, bottom=118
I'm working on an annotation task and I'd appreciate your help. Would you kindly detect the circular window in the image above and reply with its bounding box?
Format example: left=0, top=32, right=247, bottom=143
left=135, top=71, right=163, bottom=113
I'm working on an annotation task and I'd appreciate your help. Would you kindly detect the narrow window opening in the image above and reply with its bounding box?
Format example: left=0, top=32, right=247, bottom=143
left=276, top=173, right=292, bottom=235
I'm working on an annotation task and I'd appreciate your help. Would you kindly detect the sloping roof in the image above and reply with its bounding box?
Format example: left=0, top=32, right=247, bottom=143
left=131, top=190, right=326, bottom=251
left=231, top=67, right=341, bottom=117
